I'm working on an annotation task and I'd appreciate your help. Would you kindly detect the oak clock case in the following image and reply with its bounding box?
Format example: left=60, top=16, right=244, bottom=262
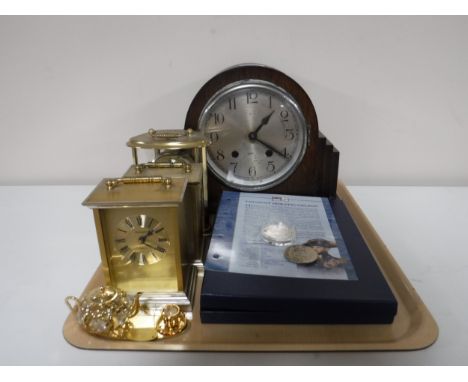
left=185, top=64, right=339, bottom=212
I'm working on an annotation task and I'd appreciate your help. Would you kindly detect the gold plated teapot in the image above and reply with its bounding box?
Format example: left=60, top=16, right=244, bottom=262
left=66, top=286, right=142, bottom=339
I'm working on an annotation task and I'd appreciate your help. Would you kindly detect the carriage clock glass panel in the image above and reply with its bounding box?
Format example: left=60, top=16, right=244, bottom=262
left=100, top=206, right=182, bottom=294
left=114, top=214, right=170, bottom=266
left=199, top=80, right=308, bottom=191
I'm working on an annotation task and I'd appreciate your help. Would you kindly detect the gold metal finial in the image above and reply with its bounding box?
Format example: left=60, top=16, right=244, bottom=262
left=105, top=179, right=117, bottom=190
left=135, top=165, right=144, bottom=174
left=163, top=177, right=172, bottom=189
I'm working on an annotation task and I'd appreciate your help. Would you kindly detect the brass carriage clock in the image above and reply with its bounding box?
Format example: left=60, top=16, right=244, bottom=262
left=124, top=128, right=209, bottom=264
left=82, top=128, right=209, bottom=317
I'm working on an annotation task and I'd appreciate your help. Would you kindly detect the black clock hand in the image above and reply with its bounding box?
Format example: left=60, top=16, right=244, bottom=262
left=249, top=110, right=275, bottom=139
left=138, top=223, right=164, bottom=243
left=138, top=230, right=154, bottom=244
left=254, top=137, right=287, bottom=159
left=143, top=242, right=167, bottom=253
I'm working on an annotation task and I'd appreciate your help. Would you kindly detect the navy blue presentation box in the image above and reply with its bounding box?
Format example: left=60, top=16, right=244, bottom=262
left=200, top=193, right=398, bottom=324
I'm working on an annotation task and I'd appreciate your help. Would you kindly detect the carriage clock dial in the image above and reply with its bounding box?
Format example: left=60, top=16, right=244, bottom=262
left=199, top=80, right=308, bottom=191
left=114, top=214, right=170, bottom=266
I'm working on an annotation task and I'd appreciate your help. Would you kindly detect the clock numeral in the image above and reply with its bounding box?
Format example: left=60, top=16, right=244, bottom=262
left=158, top=237, right=169, bottom=243
left=267, top=161, right=276, bottom=173
left=115, top=238, right=126, bottom=243
left=146, top=242, right=167, bottom=253
left=211, top=112, right=224, bottom=125
left=216, top=149, right=225, bottom=161
left=119, top=245, right=130, bottom=254
left=248, top=166, right=257, bottom=177
left=284, top=129, right=295, bottom=140
left=209, top=132, right=219, bottom=143
left=152, top=224, right=164, bottom=234
left=280, top=110, right=289, bottom=122
left=135, top=252, right=146, bottom=266
left=136, top=215, right=142, bottom=227
left=156, top=246, right=167, bottom=254
left=230, top=162, right=238, bottom=174
left=146, top=217, right=154, bottom=228
left=283, top=148, right=292, bottom=160
left=125, top=217, right=134, bottom=229
left=246, top=91, right=258, bottom=104
left=228, top=97, right=236, bottom=110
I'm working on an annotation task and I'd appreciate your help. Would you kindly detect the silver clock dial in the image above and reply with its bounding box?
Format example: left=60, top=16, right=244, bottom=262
left=199, top=80, right=308, bottom=191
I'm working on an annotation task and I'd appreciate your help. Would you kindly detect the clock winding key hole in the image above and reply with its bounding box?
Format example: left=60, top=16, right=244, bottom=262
left=231, top=151, right=239, bottom=158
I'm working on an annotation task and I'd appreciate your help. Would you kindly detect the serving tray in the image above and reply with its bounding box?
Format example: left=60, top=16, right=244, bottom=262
left=63, top=182, right=438, bottom=351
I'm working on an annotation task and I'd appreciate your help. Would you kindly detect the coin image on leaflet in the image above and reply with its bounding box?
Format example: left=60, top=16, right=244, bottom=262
left=284, top=245, right=319, bottom=264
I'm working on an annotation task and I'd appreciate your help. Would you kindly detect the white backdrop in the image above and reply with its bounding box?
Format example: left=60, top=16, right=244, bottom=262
left=0, top=16, right=467, bottom=186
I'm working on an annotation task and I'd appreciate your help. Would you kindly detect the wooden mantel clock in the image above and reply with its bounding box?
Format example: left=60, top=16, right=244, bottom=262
left=184, top=64, right=338, bottom=211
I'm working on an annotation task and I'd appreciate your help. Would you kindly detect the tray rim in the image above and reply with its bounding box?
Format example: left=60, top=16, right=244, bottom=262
left=63, top=182, right=439, bottom=352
